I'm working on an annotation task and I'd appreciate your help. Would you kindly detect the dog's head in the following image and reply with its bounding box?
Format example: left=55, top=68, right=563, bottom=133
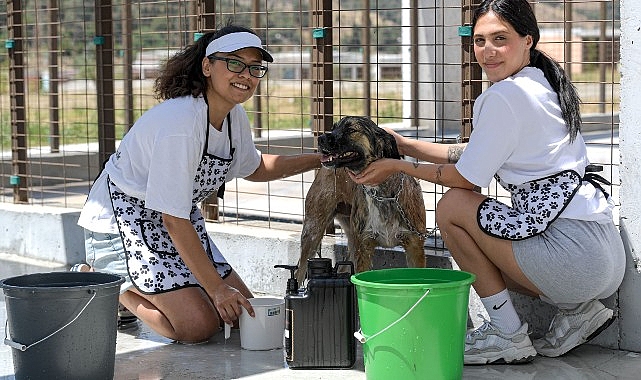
left=318, top=116, right=400, bottom=173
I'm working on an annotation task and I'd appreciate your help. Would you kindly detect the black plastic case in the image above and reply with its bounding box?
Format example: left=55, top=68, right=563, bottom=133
left=276, top=258, right=356, bottom=369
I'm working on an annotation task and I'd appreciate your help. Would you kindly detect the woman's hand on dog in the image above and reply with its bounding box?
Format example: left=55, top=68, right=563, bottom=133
left=349, top=158, right=399, bottom=186
left=383, top=127, right=407, bottom=155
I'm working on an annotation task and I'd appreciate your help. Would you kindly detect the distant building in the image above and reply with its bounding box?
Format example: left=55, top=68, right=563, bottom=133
left=537, top=28, right=620, bottom=75
left=268, top=50, right=402, bottom=80
left=132, top=49, right=180, bottom=79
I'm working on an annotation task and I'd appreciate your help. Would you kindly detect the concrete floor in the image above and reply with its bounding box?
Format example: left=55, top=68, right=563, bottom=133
left=0, top=254, right=640, bottom=380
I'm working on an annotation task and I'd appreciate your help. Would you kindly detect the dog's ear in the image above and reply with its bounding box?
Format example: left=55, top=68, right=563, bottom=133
left=330, top=119, right=340, bottom=132
left=351, top=116, right=401, bottom=160
left=373, top=124, right=401, bottom=159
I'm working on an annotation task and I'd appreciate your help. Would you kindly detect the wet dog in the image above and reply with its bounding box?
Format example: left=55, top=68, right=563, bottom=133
left=298, top=116, right=426, bottom=282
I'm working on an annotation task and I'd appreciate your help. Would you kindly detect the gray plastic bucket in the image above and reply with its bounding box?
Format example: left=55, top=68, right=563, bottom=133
left=1, top=271, right=124, bottom=380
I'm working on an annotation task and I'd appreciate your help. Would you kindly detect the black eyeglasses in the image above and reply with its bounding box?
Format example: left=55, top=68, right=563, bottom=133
left=208, top=56, right=268, bottom=78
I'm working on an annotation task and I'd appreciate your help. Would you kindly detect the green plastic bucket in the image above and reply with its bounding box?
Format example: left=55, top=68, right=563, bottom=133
left=351, top=268, right=475, bottom=380
left=1, top=272, right=124, bottom=380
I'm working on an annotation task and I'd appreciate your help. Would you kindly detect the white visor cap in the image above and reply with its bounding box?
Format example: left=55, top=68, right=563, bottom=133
left=205, top=32, right=273, bottom=62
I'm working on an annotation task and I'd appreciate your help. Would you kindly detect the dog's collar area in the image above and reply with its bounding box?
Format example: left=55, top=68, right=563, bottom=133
left=360, top=174, right=405, bottom=202
left=361, top=175, right=436, bottom=240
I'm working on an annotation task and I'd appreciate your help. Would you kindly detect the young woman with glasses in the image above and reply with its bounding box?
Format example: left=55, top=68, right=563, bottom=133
left=77, top=23, right=321, bottom=343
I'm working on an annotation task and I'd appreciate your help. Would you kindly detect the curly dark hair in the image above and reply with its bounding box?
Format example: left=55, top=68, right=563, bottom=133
left=153, top=22, right=261, bottom=101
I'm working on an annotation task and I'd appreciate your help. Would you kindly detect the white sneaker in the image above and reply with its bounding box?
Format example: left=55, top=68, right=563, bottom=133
left=70, top=263, right=91, bottom=272
left=465, top=317, right=537, bottom=365
left=533, top=299, right=614, bottom=357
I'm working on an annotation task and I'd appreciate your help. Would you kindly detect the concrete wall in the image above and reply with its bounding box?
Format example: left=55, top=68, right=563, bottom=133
left=207, top=223, right=336, bottom=296
left=0, top=203, right=85, bottom=264
left=617, top=0, right=641, bottom=353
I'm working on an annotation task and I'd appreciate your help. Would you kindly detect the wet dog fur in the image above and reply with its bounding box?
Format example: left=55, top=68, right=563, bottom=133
left=298, top=116, right=426, bottom=282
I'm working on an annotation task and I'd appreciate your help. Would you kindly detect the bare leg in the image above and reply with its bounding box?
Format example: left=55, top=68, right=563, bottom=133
left=119, top=270, right=253, bottom=343
left=437, top=188, right=543, bottom=364
left=435, top=188, right=541, bottom=298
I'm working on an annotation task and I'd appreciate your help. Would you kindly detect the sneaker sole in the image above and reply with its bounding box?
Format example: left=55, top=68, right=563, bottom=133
left=536, top=308, right=614, bottom=358
left=118, top=310, right=136, bottom=319
left=585, top=314, right=615, bottom=343
left=118, top=318, right=139, bottom=331
left=465, top=346, right=538, bottom=365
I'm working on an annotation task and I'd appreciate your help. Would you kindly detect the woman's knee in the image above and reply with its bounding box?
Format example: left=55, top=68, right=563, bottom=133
left=172, top=307, right=220, bottom=343
left=137, top=289, right=222, bottom=343
left=436, top=188, right=468, bottom=225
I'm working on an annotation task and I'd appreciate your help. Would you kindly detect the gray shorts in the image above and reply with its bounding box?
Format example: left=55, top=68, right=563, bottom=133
left=513, top=218, right=626, bottom=305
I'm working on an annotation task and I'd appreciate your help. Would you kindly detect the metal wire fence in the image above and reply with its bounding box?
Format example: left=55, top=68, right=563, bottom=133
left=0, top=1, right=620, bottom=241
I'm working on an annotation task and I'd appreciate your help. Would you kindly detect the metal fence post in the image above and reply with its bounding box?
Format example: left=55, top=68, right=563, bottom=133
left=95, top=0, right=116, bottom=166
left=460, top=0, right=482, bottom=142
left=7, top=0, right=28, bottom=203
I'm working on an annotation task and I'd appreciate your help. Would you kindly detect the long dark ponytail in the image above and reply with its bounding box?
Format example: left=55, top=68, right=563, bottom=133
left=473, top=0, right=582, bottom=142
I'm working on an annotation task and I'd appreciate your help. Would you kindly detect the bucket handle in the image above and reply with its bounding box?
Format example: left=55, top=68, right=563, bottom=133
left=4, top=289, right=97, bottom=352
left=354, top=288, right=430, bottom=344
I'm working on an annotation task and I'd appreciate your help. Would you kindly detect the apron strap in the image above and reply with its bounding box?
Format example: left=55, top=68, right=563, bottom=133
left=583, top=172, right=611, bottom=199
left=203, top=102, right=233, bottom=199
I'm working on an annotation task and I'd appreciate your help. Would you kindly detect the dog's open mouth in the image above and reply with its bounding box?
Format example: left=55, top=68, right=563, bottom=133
left=320, top=150, right=362, bottom=168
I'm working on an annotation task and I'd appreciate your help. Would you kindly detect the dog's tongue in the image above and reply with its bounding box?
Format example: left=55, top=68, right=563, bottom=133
left=320, top=154, right=334, bottom=164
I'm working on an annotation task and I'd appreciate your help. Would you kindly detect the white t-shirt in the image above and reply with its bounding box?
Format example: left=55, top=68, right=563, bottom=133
left=78, top=96, right=262, bottom=233
left=456, top=66, right=612, bottom=222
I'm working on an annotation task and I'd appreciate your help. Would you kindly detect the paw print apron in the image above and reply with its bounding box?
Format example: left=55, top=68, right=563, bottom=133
left=477, top=169, right=610, bottom=241
left=108, top=114, right=234, bottom=294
